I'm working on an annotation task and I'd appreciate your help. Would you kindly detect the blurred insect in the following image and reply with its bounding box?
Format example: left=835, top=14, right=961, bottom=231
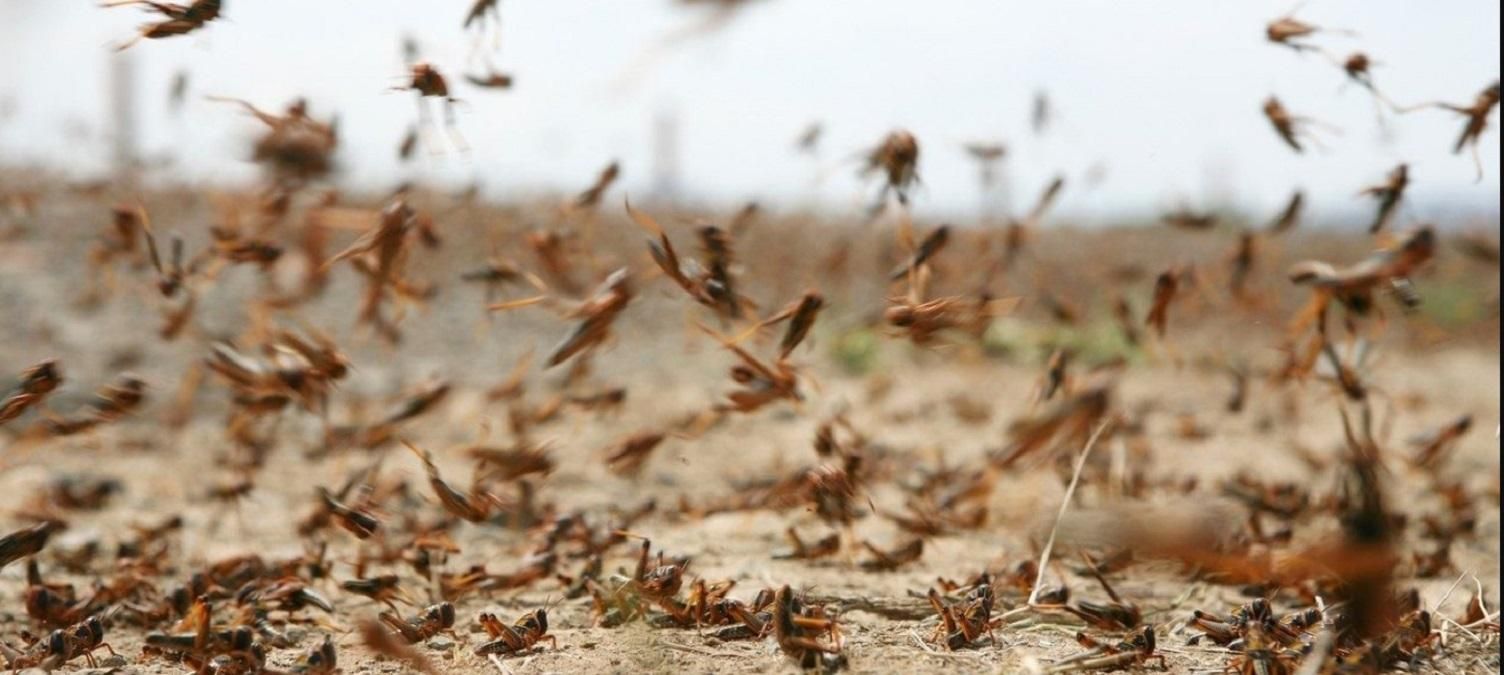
left=1, top=522, right=62, bottom=570
left=463, top=0, right=501, bottom=31
left=1408, top=414, right=1473, bottom=470
left=404, top=440, right=505, bottom=522
left=626, top=201, right=752, bottom=321
left=747, top=291, right=824, bottom=360
left=1454, top=231, right=1500, bottom=265
left=475, top=608, right=557, bottom=657
left=1262, top=96, right=1329, bottom=153
left=795, top=121, right=822, bottom=154
left=1050, top=554, right=1142, bottom=631
left=358, top=618, right=436, bottom=674
left=212, top=96, right=338, bottom=186
left=1000, top=175, right=1066, bottom=269
left=700, top=322, right=802, bottom=413
left=494, top=268, right=634, bottom=368
left=168, top=70, right=189, bottom=112
left=604, top=430, right=668, bottom=477
left=1228, top=232, right=1258, bottom=300
left=1145, top=268, right=1180, bottom=337
left=1287, top=226, right=1435, bottom=351
left=1032, top=89, right=1053, bottom=135
left=862, top=130, right=921, bottom=212
left=773, top=527, right=841, bottom=560
left=1332, top=51, right=1396, bottom=115
left=397, top=125, right=419, bottom=162
left=991, top=381, right=1111, bottom=467
left=291, top=637, right=337, bottom=675
left=395, top=62, right=467, bottom=154
left=36, top=375, right=148, bottom=438
left=320, top=197, right=430, bottom=344
left=1267, top=189, right=1304, bottom=235
left=963, top=142, right=1007, bottom=194
left=342, top=575, right=410, bottom=612
left=106, top=0, right=223, bottom=51
left=859, top=538, right=924, bottom=571
left=318, top=487, right=381, bottom=539
left=1047, top=625, right=1163, bottom=673
left=2, top=359, right=63, bottom=426
left=1161, top=205, right=1217, bottom=231
left=1401, top=80, right=1500, bottom=180
left=575, top=161, right=621, bottom=210
left=1358, top=163, right=1408, bottom=233
left=465, top=64, right=515, bottom=90
left=1265, top=7, right=1351, bottom=53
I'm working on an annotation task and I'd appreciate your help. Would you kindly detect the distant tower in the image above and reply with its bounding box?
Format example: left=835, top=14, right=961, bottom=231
left=651, top=107, right=681, bottom=203
left=108, top=49, right=139, bottom=176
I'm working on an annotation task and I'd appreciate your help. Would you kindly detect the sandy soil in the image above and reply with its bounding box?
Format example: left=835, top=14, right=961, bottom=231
left=1, top=185, right=1499, bottom=674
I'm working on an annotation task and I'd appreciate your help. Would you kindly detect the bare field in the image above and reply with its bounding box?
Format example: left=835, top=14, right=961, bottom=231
left=1, top=183, right=1501, bottom=674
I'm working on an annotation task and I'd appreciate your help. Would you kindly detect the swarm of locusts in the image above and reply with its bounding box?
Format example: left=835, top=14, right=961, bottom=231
left=0, top=4, right=1499, bottom=675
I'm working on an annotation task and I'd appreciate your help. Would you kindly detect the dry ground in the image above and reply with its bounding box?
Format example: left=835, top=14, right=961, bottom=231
left=1, top=180, right=1499, bottom=673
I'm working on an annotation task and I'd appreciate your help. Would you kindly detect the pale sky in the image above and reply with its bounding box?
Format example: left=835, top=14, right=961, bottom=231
left=0, top=1, right=1498, bottom=223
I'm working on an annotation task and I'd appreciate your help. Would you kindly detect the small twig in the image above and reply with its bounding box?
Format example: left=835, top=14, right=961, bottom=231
left=1294, top=631, right=1333, bottom=675
left=656, top=640, right=745, bottom=658
left=1028, top=420, right=1111, bottom=606
left=1434, top=570, right=1469, bottom=613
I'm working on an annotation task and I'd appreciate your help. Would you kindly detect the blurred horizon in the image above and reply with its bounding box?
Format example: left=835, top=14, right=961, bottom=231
left=0, top=0, right=1498, bottom=226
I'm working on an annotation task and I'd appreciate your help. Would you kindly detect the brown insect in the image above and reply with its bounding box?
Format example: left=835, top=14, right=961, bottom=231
left=1159, top=204, right=1217, bottom=231
left=106, top=0, right=222, bottom=50
left=465, top=69, right=515, bottom=90
left=35, top=374, right=148, bottom=438
left=475, top=608, right=557, bottom=657
left=396, top=62, right=467, bottom=153
left=1287, top=225, right=1434, bottom=331
left=528, top=268, right=634, bottom=368
left=926, top=575, right=998, bottom=649
left=1000, top=174, right=1067, bottom=269
left=771, top=585, right=846, bottom=671
left=0, top=615, right=115, bottom=670
left=1228, top=231, right=1258, bottom=300
left=1408, top=414, right=1473, bottom=470
left=626, top=201, right=753, bottom=321
left=859, top=537, right=924, bottom=571
left=1048, top=625, right=1163, bottom=673
left=862, top=129, right=921, bottom=211
left=379, top=602, right=457, bottom=644
left=773, top=527, right=841, bottom=560
left=1402, top=80, right=1500, bottom=180
left=1263, top=96, right=1313, bottom=153
left=358, top=617, right=436, bottom=674
left=1358, top=163, right=1408, bottom=233
left=342, top=575, right=410, bottom=612
left=575, top=161, right=621, bottom=210
left=1267, top=189, right=1304, bottom=235
left=1144, top=268, right=1179, bottom=338
left=604, top=430, right=668, bottom=477
left=317, top=487, right=381, bottom=539
left=1049, top=554, right=1142, bottom=631
left=1, top=521, right=62, bottom=571
left=991, top=381, right=1111, bottom=467
left=1, top=359, right=63, bottom=426
left=1265, top=8, right=1350, bottom=53
left=212, top=96, right=338, bottom=186
left=463, top=0, right=501, bottom=30
left=404, top=440, right=505, bottom=522
left=700, top=322, right=802, bottom=413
